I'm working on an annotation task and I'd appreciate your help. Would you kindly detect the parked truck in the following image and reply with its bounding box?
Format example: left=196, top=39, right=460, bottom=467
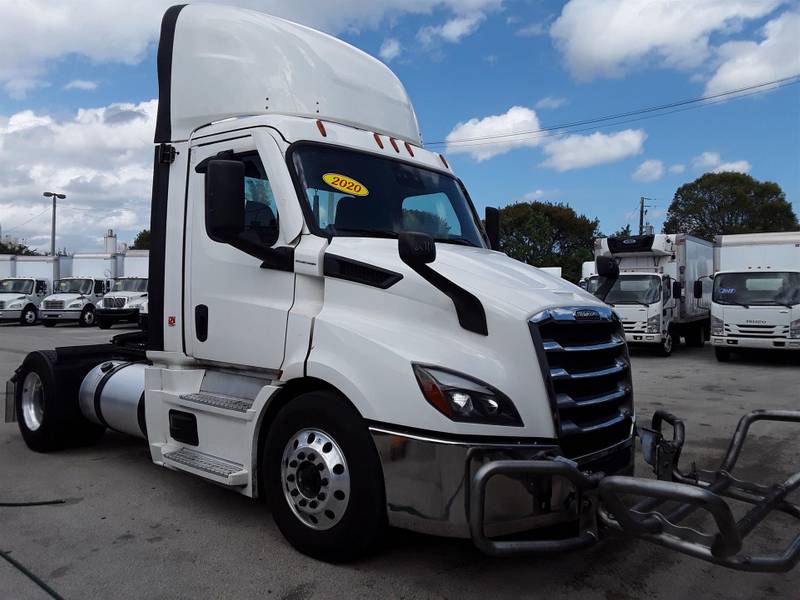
left=40, top=277, right=112, bottom=327
left=590, top=234, right=713, bottom=356
left=711, top=231, right=800, bottom=361
left=5, top=5, right=798, bottom=571
left=97, top=251, right=150, bottom=329
left=0, top=277, right=50, bottom=325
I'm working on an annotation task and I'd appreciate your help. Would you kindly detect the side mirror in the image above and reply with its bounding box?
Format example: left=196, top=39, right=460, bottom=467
left=484, top=206, right=500, bottom=251
left=672, top=281, right=682, bottom=300
left=693, top=280, right=703, bottom=299
left=596, top=256, right=619, bottom=279
left=399, top=231, right=436, bottom=266
left=205, top=160, right=245, bottom=242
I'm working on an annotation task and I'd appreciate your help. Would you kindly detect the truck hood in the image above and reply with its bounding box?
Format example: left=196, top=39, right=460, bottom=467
left=609, top=304, right=653, bottom=320
left=43, top=294, right=85, bottom=303
left=0, top=293, right=27, bottom=302
left=104, top=292, right=147, bottom=300
left=719, top=304, right=798, bottom=325
left=326, top=237, right=602, bottom=319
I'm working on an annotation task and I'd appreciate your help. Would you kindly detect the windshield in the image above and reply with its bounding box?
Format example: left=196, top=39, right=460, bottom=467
left=291, top=145, right=486, bottom=247
left=112, top=278, right=148, bottom=293
left=713, top=272, right=800, bottom=306
left=54, top=279, right=92, bottom=295
left=604, top=275, right=662, bottom=305
left=0, top=279, right=33, bottom=295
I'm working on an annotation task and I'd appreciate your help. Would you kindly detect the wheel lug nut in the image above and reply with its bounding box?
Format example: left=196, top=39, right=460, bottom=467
left=317, top=492, right=326, bottom=501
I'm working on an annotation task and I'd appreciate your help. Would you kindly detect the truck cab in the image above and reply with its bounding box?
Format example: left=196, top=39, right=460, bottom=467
left=0, top=277, right=49, bottom=325
left=40, top=277, right=111, bottom=327
left=96, top=277, right=149, bottom=329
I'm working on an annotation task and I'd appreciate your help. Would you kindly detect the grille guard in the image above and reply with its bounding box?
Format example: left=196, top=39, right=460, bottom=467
left=469, top=409, right=800, bottom=572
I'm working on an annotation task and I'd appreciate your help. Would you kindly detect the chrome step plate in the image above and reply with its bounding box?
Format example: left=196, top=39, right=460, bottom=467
left=180, top=392, right=254, bottom=413
left=163, top=447, right=247, bottom=485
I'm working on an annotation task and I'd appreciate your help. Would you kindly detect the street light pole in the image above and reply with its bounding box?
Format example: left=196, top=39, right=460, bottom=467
left=42, top=192, right=66, bottom=256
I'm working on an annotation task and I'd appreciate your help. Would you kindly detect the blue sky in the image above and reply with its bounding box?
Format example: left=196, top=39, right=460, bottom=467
left=0, top=0, right=798, bottom=251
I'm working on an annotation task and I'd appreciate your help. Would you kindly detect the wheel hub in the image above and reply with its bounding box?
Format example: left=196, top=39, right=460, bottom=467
left=20, top=371, right=44, bottom=432
left=281, top=429, right=350, bottom=530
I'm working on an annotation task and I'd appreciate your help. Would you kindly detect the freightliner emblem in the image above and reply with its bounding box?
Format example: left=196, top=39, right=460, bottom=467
left=575, top=309, right=601, bottom=320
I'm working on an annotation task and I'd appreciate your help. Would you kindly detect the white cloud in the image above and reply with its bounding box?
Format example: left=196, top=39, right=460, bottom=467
left=549, top=0, right=783, bottom=80
left=0, top=100, right=156, bottom=251
left=705, top=11, right=800, bottom=95
left=534, top=96, right=567, bottom=110
left=691, top=151, right=751, bottom=173
left=516, top=22, right=547, bottom=37
left=64, top=79, right=98, bottom=91
left=669, top=164, right=686, bottom=174
left=379, top=38, right=402, bottom=62
left=540, top=129, right=646, bottom=171
left=0, top=1, right=502, bottom=94
left=521, top=189, right=558, bottom=201
left=4, top=78, right=49, bottom=100
left=632, top=159, right=665, bottom=182
left=445, top=106, right=543, bottom=161
left=418, top=13, right=486, bottom=44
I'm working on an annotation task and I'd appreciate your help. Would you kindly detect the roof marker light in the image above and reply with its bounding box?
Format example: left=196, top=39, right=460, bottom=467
left=316, top=120, right=327, bottom=137
left=389, top=137, right=400, bottom=153
left=373, top=133, right=384, bottom=149
left=439, top=154, right=449, bottom=168
left=404, top=142, right=415, bottom=157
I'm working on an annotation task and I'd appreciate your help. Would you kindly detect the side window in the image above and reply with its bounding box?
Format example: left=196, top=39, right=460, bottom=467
left=94, top=280, right=105, bottom=295
left=663, top=277, right=671, bottom=302
left=240, top=152, right=279, bottom=245
left=35, top=280, right=47, bottom=294
left=401, top=192, right=462, bottom=238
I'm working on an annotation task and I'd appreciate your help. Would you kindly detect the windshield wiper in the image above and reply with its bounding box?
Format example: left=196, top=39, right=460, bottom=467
left=434, top=236, right=478, bottom=247
left=333, top=227, right=399, bottom=238
left=719, top=300, right=750, bottom=308
left=611, top=301, right=650, bottom=307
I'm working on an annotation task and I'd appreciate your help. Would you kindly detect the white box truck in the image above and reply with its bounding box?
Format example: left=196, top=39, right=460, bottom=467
left=97, top=250, right=150, bottom=329
left=4, top=5, right=798, bottom=571
left=711, top=231, right=800, bottom=361
left=0, top=255, right=16, bottom=278
left=591, top=234, right=713, bottom=356
left=39, top=253, right=117, bottom=326
left=0, top=277, right=50, bottom=325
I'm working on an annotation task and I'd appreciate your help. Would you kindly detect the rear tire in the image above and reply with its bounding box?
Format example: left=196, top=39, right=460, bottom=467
left=19, top=305, right=38, bottom=326
left=15, top=351, right=105, bottom=452
left=684, top=325, right=705, bottom=347
left=656, top=333, right=673, bottom=357
left=97, top=317, right=113, bottom=330
left=715, top=347, right=732, bottom=362
left=79, top=306, right=96, bottom=327
left=42, top=320, right=56, bottom=328
left=264, top=391, right=386, bottom=562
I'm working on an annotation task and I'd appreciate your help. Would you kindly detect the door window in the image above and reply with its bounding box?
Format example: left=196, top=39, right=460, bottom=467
left=240, top=152, right=279, bottom=246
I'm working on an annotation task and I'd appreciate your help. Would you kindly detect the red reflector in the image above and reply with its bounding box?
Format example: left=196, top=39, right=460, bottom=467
left=373, top=133, right=384, bottom=149
left=404, top=142, right=415, bottom=157
left=439, top=154, right=449, bottom=168
left=389, top=137, right=400, bottom=153
left=316, top=120, right=327, bottom=137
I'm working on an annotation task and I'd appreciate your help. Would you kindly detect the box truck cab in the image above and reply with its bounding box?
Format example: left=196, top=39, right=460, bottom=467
left=591, top=234, right=713, bottom=356
left=0, top=277, right=49, bottom=325
left=6, top=5, right=799, bottom=571
left=97, top=277, right=149, bottom=329
left=40, top=277, right=111, bottom=327
left=711, top=232, right=800, bottom=361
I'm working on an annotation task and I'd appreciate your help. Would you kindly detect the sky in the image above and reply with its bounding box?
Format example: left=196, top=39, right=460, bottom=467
left=0, top=0, right=798, bottom=252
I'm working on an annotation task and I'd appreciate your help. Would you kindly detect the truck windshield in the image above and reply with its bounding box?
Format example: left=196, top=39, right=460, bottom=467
left=0, top=279, right=33, bottom=295
left=55, top=279, right=92, bottom=295
left=291, top=145, right=486, bottom=247
left=603, top=275, right=661, bottom=305
left=113, top=278, right=148, bottom=293
left=714, top=272, right=800, bottom=307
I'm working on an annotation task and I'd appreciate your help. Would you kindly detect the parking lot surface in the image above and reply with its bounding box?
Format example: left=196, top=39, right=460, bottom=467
left=1, top=324, right=798, bottom=599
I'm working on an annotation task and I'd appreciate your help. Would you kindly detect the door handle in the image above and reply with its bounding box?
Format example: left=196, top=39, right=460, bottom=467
left=195, top=304, right=208, bottom=342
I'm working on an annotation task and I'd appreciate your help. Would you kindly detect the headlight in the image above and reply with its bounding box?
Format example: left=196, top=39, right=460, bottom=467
left=8, top=302, right=23, bottom=309
left=68, top=301, right=83, bottom=309
left=791, top=318, right=800, bottom=339
left=646, top=314, right=660, bottom=333
left=412, top=364, right=523, bottom=426
left=711, top=315, right=724, bottom=336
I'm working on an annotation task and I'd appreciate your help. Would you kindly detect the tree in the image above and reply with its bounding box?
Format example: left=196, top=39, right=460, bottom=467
left=610, top=224, right=632, bottom=238
left=0, top=239, right=37, bottom=255
left=663, top=172, right=798, bottom=238
left=498, top=201, right=600, bottom=283
left=131, top=229, right=151, bottom=250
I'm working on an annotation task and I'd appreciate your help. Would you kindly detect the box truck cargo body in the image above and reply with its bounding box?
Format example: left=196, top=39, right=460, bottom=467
left=4, top=4, right=799, bottom=572
left=0, top=255, right=15, bottom=278
left=592, top=234, right=713, bottom=355
left=14, top=256, right=68, bottom=282
left=711, top=231, right=800, bottom=361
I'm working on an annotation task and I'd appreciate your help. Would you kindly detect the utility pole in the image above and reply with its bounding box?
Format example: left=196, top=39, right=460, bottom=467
left=639, top=197, right=654, bottom=235
left=42, top=191, right=66, bottom=256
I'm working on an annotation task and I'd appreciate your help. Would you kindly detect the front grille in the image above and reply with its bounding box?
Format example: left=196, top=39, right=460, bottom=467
left=103, top=297, right=126, bottom=308
left=44, top=300, right=64, bottom=310
left=530, top=306, right=634, bottom=460
left=725, top=323, right=789, bottom=339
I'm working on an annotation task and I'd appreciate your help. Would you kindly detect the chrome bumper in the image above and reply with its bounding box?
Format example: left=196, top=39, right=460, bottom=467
left=370, top=426, right=634, bottom=540
left=0, top=310, right=23, bottom=320
left=712, top=336, right=800, bottom=350
left=40, top=309, right=81, bottom=321
left=624, top=331, right=662, bottom=344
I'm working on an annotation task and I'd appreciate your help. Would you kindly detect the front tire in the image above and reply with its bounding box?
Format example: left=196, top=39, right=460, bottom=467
left=657, top=333, right=673, bottom=357
left=79, top=306, right=95, bottom=327
left=19, top=305, right=38, bottom=326
left=97, top=316, right=113, bottom=329
left=264, top=391, right=386, bottom=562
left=42, top=320, right=56, bottom=328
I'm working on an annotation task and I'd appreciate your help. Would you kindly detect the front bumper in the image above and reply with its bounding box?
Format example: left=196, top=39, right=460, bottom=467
left=0, top=309, right=23, bottom=321
left=40, top=309, right=81, bottom=322
left=96, top=308, right=140, bottom=320
left=370, top=426, right=634, bottom=541
left=712, top=336, right=800, bottom=351
left=624, top=331, right=663, bottom=344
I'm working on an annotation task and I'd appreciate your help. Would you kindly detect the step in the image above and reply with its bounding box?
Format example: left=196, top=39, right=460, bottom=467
left=162, top=447, right=249, bottom=486
left=179, top=392, right=254, bottom=413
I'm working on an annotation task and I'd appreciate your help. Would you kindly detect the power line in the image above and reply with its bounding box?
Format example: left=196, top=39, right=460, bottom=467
left=427, top=74, right=800, bottom=148
left=3, top=207, right=52, bottom=234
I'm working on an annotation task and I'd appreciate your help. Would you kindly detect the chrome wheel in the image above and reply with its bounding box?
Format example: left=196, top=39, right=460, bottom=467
left=662, top=334, right=673, bottom=355
left=23, top=308, right=36, bottom=324
left=82, top=308, right=95, bottom=326
left=281, top=429, right=350, bottom=531
left=21, top=371, right=45, bottom=432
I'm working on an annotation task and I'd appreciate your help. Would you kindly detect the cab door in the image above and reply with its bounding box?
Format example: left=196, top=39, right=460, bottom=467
left=184, top=132, right=297, bottom=370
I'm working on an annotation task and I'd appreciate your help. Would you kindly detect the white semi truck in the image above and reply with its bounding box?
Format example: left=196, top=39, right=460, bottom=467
left=5, top=5, right=798, bottom=571
left=711, top=231, right=800, bottom=361
left=39, top=277, right=112, bottom=327
left=97, top=251, right=150, bottom=329
left=591, top=234, right=713, bottom=356
left=0, top=277, right=50, bottom=325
